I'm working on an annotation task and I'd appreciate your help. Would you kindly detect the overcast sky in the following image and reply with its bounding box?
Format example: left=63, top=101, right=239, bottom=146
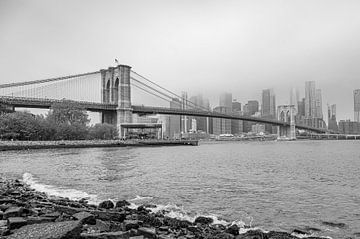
left=1, top=0, right=360, bottom=121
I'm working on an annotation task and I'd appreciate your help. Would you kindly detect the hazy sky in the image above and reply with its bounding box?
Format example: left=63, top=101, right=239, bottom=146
left=1, top=0, right=360, bottom=121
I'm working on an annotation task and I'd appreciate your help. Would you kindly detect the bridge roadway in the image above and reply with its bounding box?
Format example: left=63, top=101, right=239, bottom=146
left=0, top=96, right=327, bottom=133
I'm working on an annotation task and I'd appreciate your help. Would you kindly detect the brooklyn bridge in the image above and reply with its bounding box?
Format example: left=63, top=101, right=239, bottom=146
left=0, top=64, right=328, bottom=139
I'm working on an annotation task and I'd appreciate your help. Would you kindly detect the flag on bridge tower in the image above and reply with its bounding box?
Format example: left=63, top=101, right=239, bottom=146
left=115, top=59, right=119, bottom=65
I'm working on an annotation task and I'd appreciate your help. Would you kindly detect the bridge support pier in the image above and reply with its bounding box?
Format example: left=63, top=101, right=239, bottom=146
left=101, top=64, right=132, bottom=138
left=277, top=105, right=296, bottom=140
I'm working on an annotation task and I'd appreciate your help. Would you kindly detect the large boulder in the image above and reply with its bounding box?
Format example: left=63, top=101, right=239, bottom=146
left=194, top=216, right=213, bottom=225
left=115, top=200, right=130, bottom=208
left=98, top=200, right=114, bottom=210
left=225, top=224, right=240, bottom=236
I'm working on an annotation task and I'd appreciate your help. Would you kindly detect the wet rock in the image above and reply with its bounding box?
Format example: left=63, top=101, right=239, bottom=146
left=26, top=216, right=55, bottom=224
left=42, top=211, right=62, bottom=219
left=194, top=216, right=213, bottom=225
left=115, top=200, right=131, bottom=208
left=91, top=210, right=126, bottom=222
left=73, top=211, right=96, bottom=225
left=80, top=230, right=130, bottom=238
left=216, top=232, right=236, bottom=239
left=235, top=230, right=265, bottom=239
left=292, top=228, right=309, bottom=235
left=138, top=227, right=157, bottom=238
left=83, top=219, right=111, bottom=233
left=137, top=205, right=150, bottom=213
left=225, top=224, right=240, bottom=236
left=7, top=217, right=27, bottom=229
left=98, top=200, right=114, bottom=209
left=130, top=236, right=144, bottom=239
left=3, top=207, right=24, bottom=219
left=267, top=231, right=298, bottom=238
left=123, top=219, right=140, bottom=230
left=321, top=221, right=347, bottom=228
left=6, top=220, right=82, bottom=239
left=0, top=211, right=3, bottom=220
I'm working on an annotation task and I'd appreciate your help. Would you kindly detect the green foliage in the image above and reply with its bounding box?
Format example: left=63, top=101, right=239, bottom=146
left=47, top=101, right=90, bottom=126
left=0, top=101, right=118, bottom=141
left=89, top=123, right=118, bottom=140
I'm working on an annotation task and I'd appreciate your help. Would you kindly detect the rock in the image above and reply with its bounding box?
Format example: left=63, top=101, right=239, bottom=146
left=7, top=217, right=27, bottom=230
left=137, top=206, right=150, bottom=213
left=138, top=227, right=157, bottom=239
left=83, top=219, right=111, bottom=233
left=292, top=228, right=309, bottom=235
left=3, top=207, right=24, bottom=219
left=6, top=220, right=82, bottom=239
left=115, top=200, right=131, bottom=208
left=26, top=216, right=55, bottom=224
left=91, top=210, right=126, bottom=222
left=80, top=230, right=130, bottom=238
left=0, top=211, right=3, bottom=220
left=72, top=211, right=96, bottom=225
left=98, top=200, right=114, bottom=209
left=42, top=211, right=62, bottom=219
left=123, top=220, right=140, bottom=230
left=130, top=236, right=144, bottom=239
left=225, top=224, right=240, bottom=236
left=216, top=232, right=236, bottom=239
left=267, top=231, right=298, bottom=238
left=194, top=216, right=213, bottom=225
left=321, top=221, right=347, bottom=228
left=235, top=230, right=265, bottom=239
left=0, top=220, right=7, bottom=227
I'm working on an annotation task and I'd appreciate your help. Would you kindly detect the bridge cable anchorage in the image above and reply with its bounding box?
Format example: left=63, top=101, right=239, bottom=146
left=131, top=71, right=211, bottom=112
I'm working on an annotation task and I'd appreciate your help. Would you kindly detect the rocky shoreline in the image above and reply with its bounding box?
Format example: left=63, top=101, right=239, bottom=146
left=0, top=177, right=327, bottom=239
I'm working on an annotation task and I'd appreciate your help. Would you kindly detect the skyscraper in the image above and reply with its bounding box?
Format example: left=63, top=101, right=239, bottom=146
left=231, top=100, right=243, bottom=134
left=219, top=92, right=232, bottom=110
left=261, top=89, right=276, bottom=118
left=290, top=87, right=299, bottom=112
left=327, top=104, right=338, bottom=131
left=354, top=89, right=360, bottom=122
left=305, top=81, right=316, bottom=118
left=315, top=89, right=323, bottom=119
left=188, top=94, right=210, bottom=132
left=213, top=106, right=231, bottom=135
left=168, top=98, right=181, bottom=138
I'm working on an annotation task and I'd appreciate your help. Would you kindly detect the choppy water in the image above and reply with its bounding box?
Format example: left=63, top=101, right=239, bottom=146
left=0, top=141, right=359, bottom=238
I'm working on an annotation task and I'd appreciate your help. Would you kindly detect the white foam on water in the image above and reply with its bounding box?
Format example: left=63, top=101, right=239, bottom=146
left=129, top=195, right=154, bottom=201
left=22, top=172, right=99, bottom=205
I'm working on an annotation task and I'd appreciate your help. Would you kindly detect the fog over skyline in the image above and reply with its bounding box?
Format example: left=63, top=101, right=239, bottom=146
left=1, top=0, right=360, bottom=121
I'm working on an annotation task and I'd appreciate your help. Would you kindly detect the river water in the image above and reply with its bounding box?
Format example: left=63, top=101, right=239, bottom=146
left=0, top=141, right=359, bottom=238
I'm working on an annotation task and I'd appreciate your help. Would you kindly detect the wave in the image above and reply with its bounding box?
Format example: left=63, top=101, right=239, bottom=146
left=22, top=172, right=99, bottom=205
left=21, top=174, right=332, bottom=239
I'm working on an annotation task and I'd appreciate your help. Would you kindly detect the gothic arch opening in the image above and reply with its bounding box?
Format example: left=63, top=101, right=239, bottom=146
left=280, top=111, right=285, bottom=122
left=105, top=79, right=110, bottom=103
left=114, top=78, right=119, bottom=103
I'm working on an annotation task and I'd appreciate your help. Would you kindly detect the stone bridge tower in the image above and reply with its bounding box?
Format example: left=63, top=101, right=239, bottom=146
left=100, top=64, right=132, bottom=137
left=277, top=105, right=296, bottom=140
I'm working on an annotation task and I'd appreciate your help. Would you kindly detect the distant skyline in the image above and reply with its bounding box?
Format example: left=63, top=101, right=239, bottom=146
left=1, top=0, right=360, bottom=121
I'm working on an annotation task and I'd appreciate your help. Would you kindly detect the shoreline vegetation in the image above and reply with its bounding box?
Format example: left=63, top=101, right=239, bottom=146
left=0, top=177, right=328, bottom=239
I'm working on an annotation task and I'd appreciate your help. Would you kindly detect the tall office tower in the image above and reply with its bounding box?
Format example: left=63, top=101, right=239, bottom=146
left=354, top=89, right=360, bottom=122
left=231, top=100, right=243, bottom=134
left=297, top=98, right=305, bottom=117
left=315, top=89, right=323, bottom=119
left=327, top=104, right=338, bottom=131
left=262, top=89, right=276, bottom=118
left=305, top=81, right=316, bottom=118
left=219, top=92, right=232, bottom=110
left=244, top=100, right=259, bottom=116
left=290, top=88, right=299, bottom=112
left=168, top=98, right=181, bottom=138
left=188, top=94, right=209, bottom=132
left=181, top=92, right=188, bottom=133
left=213, top=106, right=231, bottom=135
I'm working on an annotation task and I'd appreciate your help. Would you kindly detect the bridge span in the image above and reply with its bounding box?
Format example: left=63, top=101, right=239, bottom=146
left=0, top=96, right=327, bottom=134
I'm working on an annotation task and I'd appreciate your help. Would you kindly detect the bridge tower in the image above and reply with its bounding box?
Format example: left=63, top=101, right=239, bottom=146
left=277, top=105, right=296, bottom=140
left=100, top=64, right=132, bottom=137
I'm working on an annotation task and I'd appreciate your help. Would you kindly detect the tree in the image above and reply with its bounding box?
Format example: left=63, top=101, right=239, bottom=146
left=89, top=123, right=118, bottom=140
left=46, top=100, right=90, bottom=140
left=0, top=112, right=50, bottom=140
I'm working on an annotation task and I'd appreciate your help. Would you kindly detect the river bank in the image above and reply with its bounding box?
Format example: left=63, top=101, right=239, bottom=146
left=0, top=177, right=329, bottom=239
left=0, top=139, right=198, bottom=151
